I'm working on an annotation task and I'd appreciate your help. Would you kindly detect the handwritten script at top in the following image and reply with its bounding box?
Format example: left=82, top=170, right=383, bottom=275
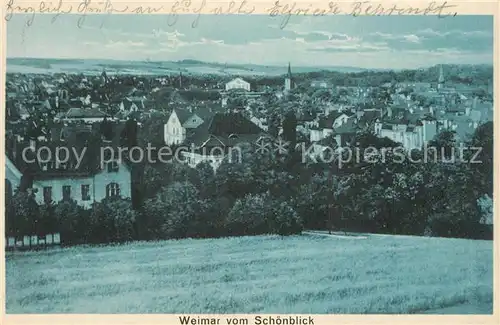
left=5, top=0, right=459, bottom=29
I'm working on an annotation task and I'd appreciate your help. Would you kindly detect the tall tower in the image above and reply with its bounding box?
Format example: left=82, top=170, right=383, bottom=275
left=438, top=64, right=444, bottom=90
left=285, top=62, right=293, bottom=92
left=101, top=68, right=109, bottom=85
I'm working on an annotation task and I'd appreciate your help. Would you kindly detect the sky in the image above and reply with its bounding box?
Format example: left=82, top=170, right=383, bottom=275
left=6, top=14, right=494, bottom=69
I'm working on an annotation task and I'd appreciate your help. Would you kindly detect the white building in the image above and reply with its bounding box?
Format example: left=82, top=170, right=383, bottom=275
left=164, top=109, right=206, bottom=145
left=57, top=108, right=109, bottom=124
left=225, top=78, right=251, bottom=92
left=5, top=156, right=132, bottom=210
left=374, top=117, right=437, bottom=150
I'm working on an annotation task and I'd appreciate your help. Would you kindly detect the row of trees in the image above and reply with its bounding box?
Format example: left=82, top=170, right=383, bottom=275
left=5, top=118, right=493, bottom=244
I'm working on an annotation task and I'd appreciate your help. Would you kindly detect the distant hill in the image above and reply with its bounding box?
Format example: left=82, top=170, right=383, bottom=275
left=7, top=58, right=492, bottom=78
left=6, top=57, right=369, bottom=76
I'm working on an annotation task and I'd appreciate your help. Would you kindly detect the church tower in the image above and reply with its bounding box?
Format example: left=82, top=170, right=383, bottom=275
left=285, top=62, right=293, bottom=92
left=438, top=64, right=444, bottom=90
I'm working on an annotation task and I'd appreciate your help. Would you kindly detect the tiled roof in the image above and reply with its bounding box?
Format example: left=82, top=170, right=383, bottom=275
left=185, top=112, right=264, bottom=148
left=333, top=118, right=358, bottom=135
left=65, top=108, right=107, bottom=119
left=173, top=108, right=194, bottom=125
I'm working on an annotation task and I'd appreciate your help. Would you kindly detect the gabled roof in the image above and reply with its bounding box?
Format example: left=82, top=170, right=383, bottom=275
left=9, top=120, right=132, bottom=180
left=358, top=110, right=379, bottom=125
left=121, top=97, right=144, bottom=111
left=64, top=108, right=107, bottom=119
left=227, top=77, right=249, bottom=85
left=172, top=108, right=194, bottom=125
left=332, top=118, right=358, bottom=135
left=318, top=112, right=349, bottom=128
left=192, top=109, right=215, bottom=121
left=185, top=112, right=264, bottom=148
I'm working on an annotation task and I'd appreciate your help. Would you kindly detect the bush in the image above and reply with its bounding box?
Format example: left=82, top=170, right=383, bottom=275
left=90, top=198, right=136, bottom=243
left=143, top=181, right=209, bottom=239
left=478, top=194, right=493, bottom=226
left=54, top=200, right=88, bottom=245
left=269, top=200, right=303, bottom=235
left=226, top=192, right=303, bottom=236
left=226, top=193, right=271, bottom=236
left=7, top=190, right=39, bottom=237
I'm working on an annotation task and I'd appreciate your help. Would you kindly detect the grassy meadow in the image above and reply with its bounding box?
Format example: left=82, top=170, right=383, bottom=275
left=5, top=234, right=493, bottom=314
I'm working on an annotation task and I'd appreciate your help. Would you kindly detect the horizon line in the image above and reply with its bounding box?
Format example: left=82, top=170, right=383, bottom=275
left=6, top=56, right=494, bottom=72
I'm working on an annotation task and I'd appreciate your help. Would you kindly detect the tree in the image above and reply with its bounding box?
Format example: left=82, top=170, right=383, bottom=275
left=267, top=112, right=281, bottom=138
left=7, top=190, right=39, bottom=238
left=477, top=194, right=493, bottom=226
left=143, top=181, right=208, bottom=239
left=269, top=200, right=303, bottom=236
left=428, top=130, right=457, bottom=160
left=226, top=192, right=272, bottom=236
left=195, top=161, right=215, bottom=198
left=282, top=110, right=297, bottom=147
left=121, top=117, right=139, bottom=149
left=38, top=202, right=57, bottom=237
left=467, top=121, right=493, bottom=196
left=226, top=92, right=248, bottom=110
left=54, top=200, right=86, bottom=245
left=141, top=164, right=169, bottom=199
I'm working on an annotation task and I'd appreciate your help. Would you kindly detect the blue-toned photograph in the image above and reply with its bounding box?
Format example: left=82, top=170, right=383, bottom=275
left=4, top=13, right=494, bottom=314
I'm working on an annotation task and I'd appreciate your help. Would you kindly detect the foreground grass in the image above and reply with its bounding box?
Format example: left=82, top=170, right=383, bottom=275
left=5, top=234, right=493, bottom=314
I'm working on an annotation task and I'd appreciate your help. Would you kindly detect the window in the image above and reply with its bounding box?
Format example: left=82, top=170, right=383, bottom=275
left=106, top=183, right=120, bottom=198
left=57, top=161, right=67, bottom=170
left=107, top=161, right=119, bottom=172
left=62, top=185, right=71, bottom=201
left=43, top=187, right=52, bottom=203
left=81, top=184, right=91, bottom=201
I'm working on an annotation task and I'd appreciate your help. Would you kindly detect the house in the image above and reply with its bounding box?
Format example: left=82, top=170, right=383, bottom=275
left=331, top=117, right=359, bottom=147
left=164, top=108, right=207, bottom=145
left=57, top=108, right=109, bottom=123
left=250, top=116, right=268, bottom=131
left=374, top=116, right=437, bottom=150
left=310, top=80, right=331, bottom=89
left=181, top=112, right=266, bottom=171
left=304, top=136, right=343, bottom=162
left=5, top=145, right=132, bottom=210
left=309, top=112, right=351, bottom=143
left=225, top=78, right=251, bottom=92
left=120, top=97, right=145, bottom=112
left=5, top=119, right=133, bottom=210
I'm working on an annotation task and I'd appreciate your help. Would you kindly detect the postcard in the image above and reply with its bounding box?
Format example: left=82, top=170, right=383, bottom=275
left=1, top=0, right=498, bottom=324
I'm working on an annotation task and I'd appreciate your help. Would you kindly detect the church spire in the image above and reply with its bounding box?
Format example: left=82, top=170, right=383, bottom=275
left=285, top=62, right=293, bottom=92
left=101, top=68, right=108, bottom=84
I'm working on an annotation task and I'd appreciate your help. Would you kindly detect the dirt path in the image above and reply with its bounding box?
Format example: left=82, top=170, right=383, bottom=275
left=421, top=303, right=493, bottom=314
left=302, top=231, right=368, bottom=239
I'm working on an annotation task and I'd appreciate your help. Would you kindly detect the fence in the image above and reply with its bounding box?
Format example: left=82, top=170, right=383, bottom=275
left=5, top=233, right=61, bottom=251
